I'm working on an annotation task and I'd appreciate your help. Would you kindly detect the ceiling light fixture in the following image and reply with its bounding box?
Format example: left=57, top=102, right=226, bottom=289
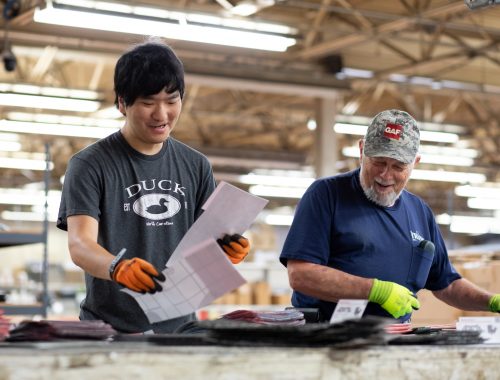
left=7, top=112, right=123, bottom=129
left=0, top=188, right=60, bottom=206
left=1, top=210, right=58, bottom=222
left=0, top=83, right=100, bottom=112
left=239, top=173, right=315, bottom=188
left=34, top=0, right=297, bottom=52
left=263, top=213, right=294, bottom=226
left=0, top=141, right=20, bottom=151
left=248, top=184, right=306, bottom=199
left=0, top=119, right=118, bottom=139
left=333, top=123, right=459, bottom=143
left=342, top=145, right=475, bottom=167
left=455, top=184, right=500, bottom=199
left=0, top=157, right=53, bottom=171
left=437, top=214, right=500, bottom=235
left=467, top=198, right=500, bottom=210
left=410, top=169, right=486, bottom=184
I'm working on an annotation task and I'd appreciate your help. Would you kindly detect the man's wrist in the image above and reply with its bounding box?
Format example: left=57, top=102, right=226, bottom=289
left=108, top=248, right=127, bottom=280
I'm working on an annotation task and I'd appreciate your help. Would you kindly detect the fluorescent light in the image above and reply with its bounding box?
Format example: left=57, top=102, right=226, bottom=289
left=467, top=198, right=500, bottom=210
left=0, top=157, right=53, bottom=171
left=0, top=141, right=21, bottom=151
left=340, top=68, right=374, bottom=79
left=419, top=145, right=478, bottom=158
left=418, top=155, right=473, bottom=167
left=334, top=122, right=367, bottom=135
left=7, top=112, right=123, bottom=128
left=0, top=82, right=101, bottom=112
left=0, top=189, right=61, bottom=206
left=34, top=1, right=296, bottom=52
left=240, top=173, right=315, bottom=187
left=249, top=185, right=306, bottom=198
left=334, top=123, right=459, bottom=143
left=342, top=144, right=475, bottom=166
left=437, top=214, right=500, bottom=235
left=0, top=83, right=99, bottom=100
left=1, top=210, right=58, bottom=222
left=92, top=106, right=124, bottom=119
left=264, top=213, right=294, bottom=226
left=0, top=120, right=118, bottom=138
left=420, top=130, right=458, bottom=143
left=0, top=93, right=100, bottom=112
left=455, top=184, right=500, bottom=199
left=0, top=132, right=19, bottom=141
left=411, top=169, right=486, bottom=184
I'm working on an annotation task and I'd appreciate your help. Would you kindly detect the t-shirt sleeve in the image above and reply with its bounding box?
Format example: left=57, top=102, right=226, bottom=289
left=424, top=209, right=462, bottom=290
left=57, top=156, right=102, bottom=231
left=194, top=157, right=217, bottom=219
left=280, top=179, right=334, bottom=267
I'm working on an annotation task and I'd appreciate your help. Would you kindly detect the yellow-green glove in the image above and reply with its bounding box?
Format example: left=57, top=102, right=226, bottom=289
left=488, top=294, right=500, bottom=312
left=368, top=279, right=420, bottom=319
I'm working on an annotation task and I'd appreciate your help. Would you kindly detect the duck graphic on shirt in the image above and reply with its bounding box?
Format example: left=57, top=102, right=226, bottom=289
left=146, top=198, right=169, bottom=214
left=132, top=193, right=181, bottom=220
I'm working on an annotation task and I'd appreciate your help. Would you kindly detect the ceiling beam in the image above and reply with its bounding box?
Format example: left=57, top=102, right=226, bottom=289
left=296, top=2, right=468, bottom=59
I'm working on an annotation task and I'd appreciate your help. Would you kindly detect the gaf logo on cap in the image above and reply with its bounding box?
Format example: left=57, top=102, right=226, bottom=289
left=384, top=123, right=403, bottom=140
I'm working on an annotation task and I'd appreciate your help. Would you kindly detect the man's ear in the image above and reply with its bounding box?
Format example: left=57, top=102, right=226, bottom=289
left=118, top=97, right=126, bottom=116
left=358, top=139, right=364, bottom=160
left=414, top=154, right=421, bottom=166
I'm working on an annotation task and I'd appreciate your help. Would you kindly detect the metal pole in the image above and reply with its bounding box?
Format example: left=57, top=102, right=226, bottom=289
left=41, top=142, right=50, bottom=318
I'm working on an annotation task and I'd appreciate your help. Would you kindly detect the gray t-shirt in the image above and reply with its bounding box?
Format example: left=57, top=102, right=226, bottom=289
left=57, top=131, right=216, bottom=333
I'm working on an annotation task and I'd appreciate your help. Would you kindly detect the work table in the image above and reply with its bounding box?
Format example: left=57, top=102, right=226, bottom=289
left=1, top=340, right=499, bottom=380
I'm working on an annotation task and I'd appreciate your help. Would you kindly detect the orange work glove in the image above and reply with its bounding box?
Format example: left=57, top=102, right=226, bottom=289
left=111, top=258, right=166, bottom=294
left=217, top=234, right=250, bottom=264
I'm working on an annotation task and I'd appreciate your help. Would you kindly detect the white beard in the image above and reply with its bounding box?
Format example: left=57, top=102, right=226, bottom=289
left=359, top=163, right=401, bottom=207
left=362, top=184, right=400, bottom=207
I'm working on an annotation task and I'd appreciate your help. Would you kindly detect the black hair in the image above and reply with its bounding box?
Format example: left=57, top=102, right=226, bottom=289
left=113, top=39, right=185, bottom=108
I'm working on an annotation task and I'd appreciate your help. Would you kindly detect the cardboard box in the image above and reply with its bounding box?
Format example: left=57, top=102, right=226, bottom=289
left=252, top=281, right=272, bottom=305
left=236, top=283, right=252, bottom=305
left=271, top=292, right=291, bottom=305
left=411, top=289, right=462, bottom=326
left=461, top=261, right=494, bottom=291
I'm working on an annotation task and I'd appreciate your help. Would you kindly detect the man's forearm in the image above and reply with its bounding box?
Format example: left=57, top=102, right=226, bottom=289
left=287, top=260, right=373, bottom=302
left=433, top=278, right=492, bottom=311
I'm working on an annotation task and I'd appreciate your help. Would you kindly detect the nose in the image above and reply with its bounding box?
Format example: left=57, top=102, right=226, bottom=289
left=151, top=103, right=169, bottom=121
left=378, top=164, right=392, bottom=179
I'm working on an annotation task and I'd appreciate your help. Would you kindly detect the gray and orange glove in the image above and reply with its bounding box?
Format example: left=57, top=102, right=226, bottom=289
left=217, top=234, right=250, bottom=264
left=368, top=279, right=420, bottom=319
left=111, top=257, right=165, bottom=294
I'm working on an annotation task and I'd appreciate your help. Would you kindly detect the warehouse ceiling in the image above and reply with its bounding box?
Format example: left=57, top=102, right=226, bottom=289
left=0, top=0, right=499, bottom=244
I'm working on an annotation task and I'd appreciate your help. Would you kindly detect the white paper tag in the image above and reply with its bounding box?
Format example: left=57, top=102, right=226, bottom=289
left=456, top=316, right=500, bottom=343
left=330, top=299, right=368, bottom=324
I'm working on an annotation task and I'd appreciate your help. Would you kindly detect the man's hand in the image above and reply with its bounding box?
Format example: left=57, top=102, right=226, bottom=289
left=217, top=234, right=250, bottom=264
left=112, top=258, right=166, bottom=293
left=489, top=294, right=500, bottom=312
left=368, top=279, right=420, bottom=318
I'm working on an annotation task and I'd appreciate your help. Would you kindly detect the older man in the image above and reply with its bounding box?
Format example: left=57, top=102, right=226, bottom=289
left=280, top=109, right=500, bottom=322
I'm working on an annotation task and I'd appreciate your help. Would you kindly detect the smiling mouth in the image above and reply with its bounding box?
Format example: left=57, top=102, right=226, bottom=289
left=375, top=181, right=393, bottom=190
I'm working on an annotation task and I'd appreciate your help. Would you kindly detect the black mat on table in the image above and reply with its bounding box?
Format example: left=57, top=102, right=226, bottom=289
left=197, top=316, right=390, bottom=348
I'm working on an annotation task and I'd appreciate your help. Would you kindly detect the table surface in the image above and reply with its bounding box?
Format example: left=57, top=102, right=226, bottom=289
left=0, top=340, right=499, bottom=380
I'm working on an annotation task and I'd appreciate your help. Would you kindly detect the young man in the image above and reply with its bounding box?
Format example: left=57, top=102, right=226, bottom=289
left=280, top=109, right=500, bottom=322
left=57, top=39, right=250, bottom=333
